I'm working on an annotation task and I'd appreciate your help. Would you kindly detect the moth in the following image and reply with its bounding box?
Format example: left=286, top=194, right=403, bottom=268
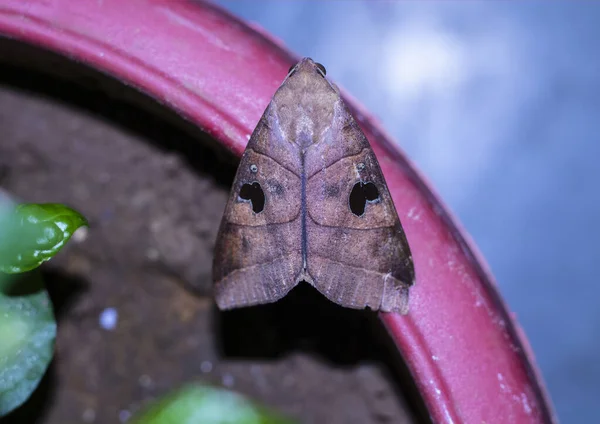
left=212, top=58, right=415, bottom=314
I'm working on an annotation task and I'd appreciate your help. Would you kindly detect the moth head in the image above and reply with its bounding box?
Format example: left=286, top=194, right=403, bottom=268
left=276, top=58, right=340, bottom=143
left=287, top=58, right=326, bottom=79
left=282, top=58, right=334, bottom=94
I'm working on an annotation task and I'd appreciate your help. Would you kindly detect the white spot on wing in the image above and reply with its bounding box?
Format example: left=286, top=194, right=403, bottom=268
left=99, top=307, right=118, bottom=330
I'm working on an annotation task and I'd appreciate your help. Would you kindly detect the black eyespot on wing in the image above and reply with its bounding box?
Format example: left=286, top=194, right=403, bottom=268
left=239, top=182, right=265, bottom=213
left=349, top=182, right=380, bottom=216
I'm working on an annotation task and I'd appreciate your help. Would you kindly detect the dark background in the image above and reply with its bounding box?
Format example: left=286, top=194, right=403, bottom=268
left=216, top=2, right=600, bottom=423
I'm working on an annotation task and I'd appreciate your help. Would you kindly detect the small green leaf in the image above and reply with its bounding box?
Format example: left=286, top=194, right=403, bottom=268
left=0, top=271, right=56, bottom=416
left=130, top=384, right=298, bottom=424
left=0, top=203, right=88, bottom=274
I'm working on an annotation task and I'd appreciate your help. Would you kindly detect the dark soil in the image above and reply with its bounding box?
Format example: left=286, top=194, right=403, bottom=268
left=0, top=40, right=421, bottom=424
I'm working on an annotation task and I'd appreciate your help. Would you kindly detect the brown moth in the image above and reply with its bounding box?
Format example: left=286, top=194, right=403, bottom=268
left=213, top=58, right=415, bottom=314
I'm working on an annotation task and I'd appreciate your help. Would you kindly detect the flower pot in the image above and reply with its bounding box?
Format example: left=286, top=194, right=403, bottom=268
left=0, top=1, right=557, bottom=423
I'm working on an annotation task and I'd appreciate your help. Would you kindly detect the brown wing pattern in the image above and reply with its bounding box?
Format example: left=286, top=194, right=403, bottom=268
left=212, top=113, right=303, bottom=309
left=213, top=58, right=415, bottom=313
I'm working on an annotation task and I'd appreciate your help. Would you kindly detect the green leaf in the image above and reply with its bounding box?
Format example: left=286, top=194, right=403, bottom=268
left=0, top=271, right=56, bottom=416
left=130, top=384, right=298, bottom=424
left=0, top=203, right=88, bottom=274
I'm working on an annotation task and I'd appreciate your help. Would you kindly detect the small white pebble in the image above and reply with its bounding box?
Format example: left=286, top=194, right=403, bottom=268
left=222, top=373, right=235, bottom=388
left=99, top=308, right=118, bottom=331
left=200, top=361, right=213, bottom=373
left=72, top=226, right=88, bottom=243
left=119, top=410, right=131, bottom=423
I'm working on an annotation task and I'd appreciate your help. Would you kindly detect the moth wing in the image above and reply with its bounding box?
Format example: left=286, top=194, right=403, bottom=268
left=212, top=113, right=303, bottom=310
left=306, top=119, right=415, bottom=314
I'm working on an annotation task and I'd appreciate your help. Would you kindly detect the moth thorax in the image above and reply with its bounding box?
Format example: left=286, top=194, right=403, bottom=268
left=296, top=126, right=315, bottom=148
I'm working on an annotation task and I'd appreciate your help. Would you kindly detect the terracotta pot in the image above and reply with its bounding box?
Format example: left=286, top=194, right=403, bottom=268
left=0, top=1, right=557, bottom=422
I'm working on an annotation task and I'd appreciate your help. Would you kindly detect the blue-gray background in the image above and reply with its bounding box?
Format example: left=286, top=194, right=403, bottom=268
left=216, top=2, right=600, bottom=423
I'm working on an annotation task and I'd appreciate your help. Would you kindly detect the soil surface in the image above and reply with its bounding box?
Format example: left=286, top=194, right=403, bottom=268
left=0, top=42, right=421, bottom=424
